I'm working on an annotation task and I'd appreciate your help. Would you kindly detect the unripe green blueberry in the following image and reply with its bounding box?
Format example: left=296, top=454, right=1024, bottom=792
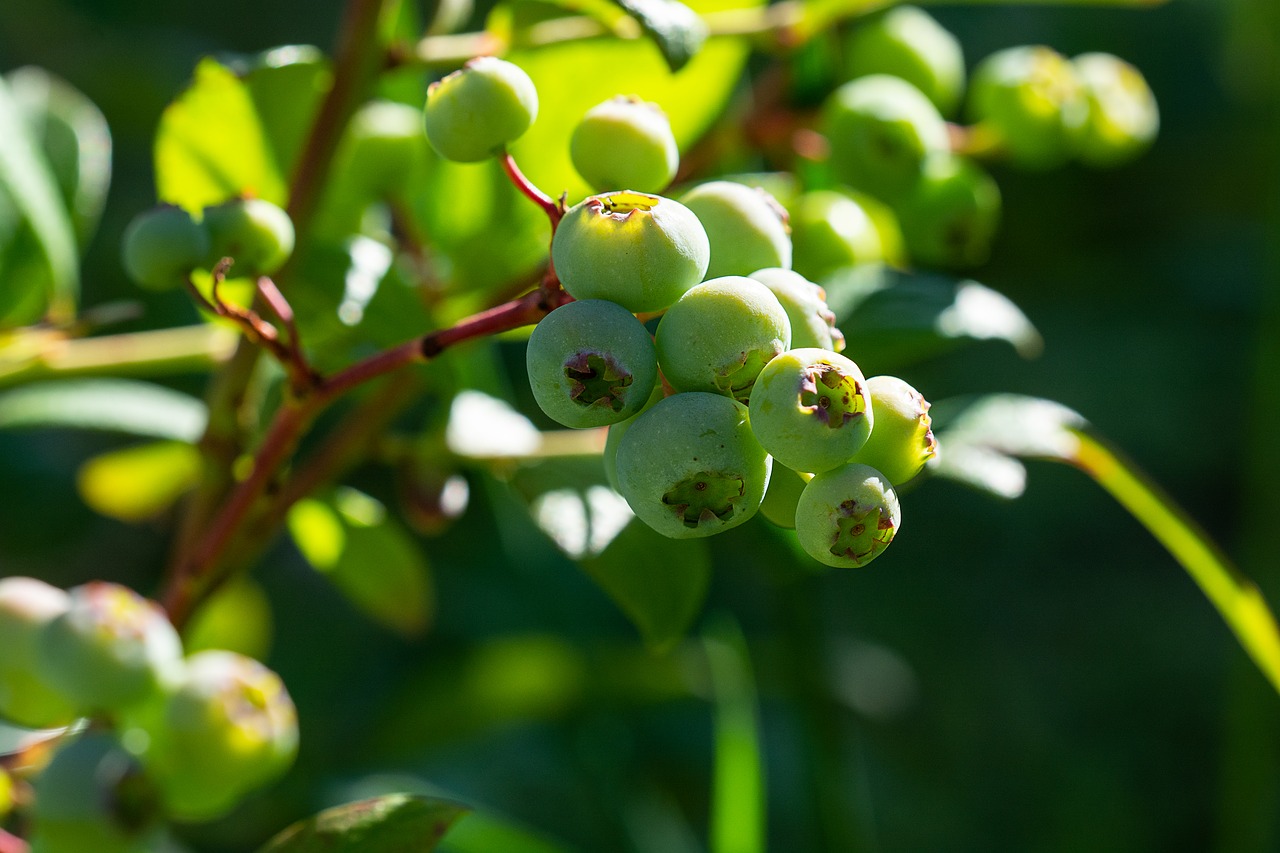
left=343, top=100, right=433, bottom=196
left=845, top=6, right=965, bottom=116
left=143, top=651, right=298, bottom=821
left=423, top=56, right=538, bottom=163
left=1072, top=52, right=1159, bottom=168
left=603, top=385, right=665, bottom=491
left=570, top=96, right=679, bottom=193
left=552, top=191, right=710, bottom=313
left=203, top=197, right=295, bottom=277
left=897, top=155, right=1001, bottom=269
left=31, top=733, right=162, bottom=853
left=120, top=205, right=209, bottom=291
left=758, top=463, right=811, bottom=529
left=849, top=375, right=938, bottom=485
left=748, top=268, right=845, bottom=352
left=789, top=190, right=884, bottom=282
left=680, top=181, right=791, bottom=279
left=967, top=46, right=1087, bottom=170
left=748, top=348, right=873, bottom=474
left=38, top=582, right=183, bottom=716
left=822, top=74, right=950, bottom=201
left=796, top=463, right=900, bottom=568
left=615, top=392, right=771, bottom=539
left=0, top=577, right=77, bottom=728
left=655, top=276, right=791, bottom=404
left=526, top=299, right=658, bottom=428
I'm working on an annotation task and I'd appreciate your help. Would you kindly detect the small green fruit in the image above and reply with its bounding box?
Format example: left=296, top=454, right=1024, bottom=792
left=552, top=191, right=710, bottom=313
left=747, top=347, right=873, bottom=474
left=38, top=582, right=184, bottom=716
left=423, top=56, right=538, bottom=163
left=31, top=733, right=162, bottom=853
left=1072, top=52, right=1159, bottom=168
left=749, top=268, right=845, bottom=352
left=144, top=651, right=298, bottom=821
left=571, top=96, right=679, bottom=192
left=342, top=101, right=433, bottom=197
left=758, top=464, right=812, bottom=529
left=203, top=197, right=295, bottom=277
left=967, top=46, right=1087, bottom=170
left=822, top=74, right=950, bottom=201
left=0, top=577, right=77, bottom=728
left=897, top=155, right=1001, bottom=269
left=121, top=205, right=209, bottom=291
left=655, top=276, right=792, bottom=403
left=789, top=190, right=884, bottom=282
left=615, top=392, right=771, bottom=539
left=849, top=375, right=938, bottom=485
left=680, top=181, right=792, bottom=279
left=603, top=385, right=664, bottom=491
left=796, top=463, right=901, bottom=568
left=844, top=6, right=966, bottom=116
left=526, top=299, right=658, bottom=428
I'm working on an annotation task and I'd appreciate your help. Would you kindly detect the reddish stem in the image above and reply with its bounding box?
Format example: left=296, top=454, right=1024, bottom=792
left=501, top=150, right=562, bottom=228
left=0, top=830, right=28, bottom=853
left=161, top=287, right=573, bottom=627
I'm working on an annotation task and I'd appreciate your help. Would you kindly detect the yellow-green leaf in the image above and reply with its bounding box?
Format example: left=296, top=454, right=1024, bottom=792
left=76, top=440, right=202, bottom=522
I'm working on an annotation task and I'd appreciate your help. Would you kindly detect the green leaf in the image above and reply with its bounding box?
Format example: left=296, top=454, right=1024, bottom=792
left=236, top=46, right=331, bottom=185
left=581, top=518, right=712, bottom=652
left=0, top=379, right=207, bottom=440
left=259, top=794, right=469, bottom=853
left=76, top=440, right=203, bottom=522
left=7, top=67, right=112, bottom=248
left=440, top=811, right=575, bottom=853
left=704, top=617, right=764, bottom=853
left=609, top=0, right=708, bottom=71
left=932, top=394, right=1280, bottom=697
left=184, top=577, right=274, bottom=660
left=155, top=58, right=288, bottom=210
left=826, top=267, right=1042, bottom=372
left=288, top=489, right=435, bottom=638
left=0, top=75, right=79, bottom=325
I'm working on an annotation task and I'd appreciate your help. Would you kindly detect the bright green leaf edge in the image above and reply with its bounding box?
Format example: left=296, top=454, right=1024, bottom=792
left=258, top=794, right=470, bottom=853
left=704, top=617, right=765, bottom=853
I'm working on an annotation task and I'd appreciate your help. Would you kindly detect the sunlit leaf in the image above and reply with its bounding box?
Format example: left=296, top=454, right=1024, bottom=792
left=237, top=45, right=331, bottom=182
left=7, top=66, right=112, bottom=247
left=0, top=75, right=78, bottom=325
left=76, top=440, right=202, bottom=522
left=932, top=394, right=1280, bottom=697
left=609, top=0, right=708, bottom=71
left=446, top=390, right=542, bottom=459
left=0, top=379, right=207, bottom=440
left=259, top=794, right=469, bottom=853
left=704, top=617, right=764, bottom=853
left=156, top=58, right=287, bottom=211
left=184, top=577, right=273, bottom=660
left=441, top=811, right=575, bottom=853
left=288, top=489, right=434, bottom=638
left=824, top=267, right=1042, bottom=372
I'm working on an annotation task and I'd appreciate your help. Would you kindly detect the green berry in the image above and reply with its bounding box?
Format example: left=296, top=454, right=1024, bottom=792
left=203, top=197, right=295, bottom=277
left=526, top=299, right=658, bottom=428
left=967, top=46, right=1087, bottom=170
left=31, top=733, right=162, bottom=853
left=758, top=463, right=811, bottom=529
left=570, top=96, right=679, bottom=193
left=897, top=155, right=1001, bottom=269
left=343, top=101, right=433, bottom=196
left=143, top=651, right=298, bottom=821
left=680, top=181, right=791, bottom=279
left=552, top=191, right=710, bottom=313
left=423, top=56, right=538, bottom=163
left=1072, top=52, right=1159, bottom=168
left=747, top=348, right=873, bottom=474
left=603, top=385, right=665, bottom=491
left=849, top=375, right=938, bottom=485
left=748, top=268, right=845, bottom=352
left=789, top=190, right=884, bottom=282
left=38, top=582, right=183, bottom=716
left=795, top=463, right=901, bottom=568
left=655, top=276, right=791, bottom=404
left=120, top=205, right=209, bottom=291
left=822, top=74, right=950, bottom=201
left=0, top=577, right=77, bottom=728
left=615, top=392, right=771, bottom=539
left=844, top=6, right=965, bottom=116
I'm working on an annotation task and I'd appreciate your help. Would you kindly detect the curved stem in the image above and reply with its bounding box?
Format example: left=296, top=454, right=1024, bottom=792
left=0, top=830, right=28, bottom=853
left=500, top=150, right=562, bottom=227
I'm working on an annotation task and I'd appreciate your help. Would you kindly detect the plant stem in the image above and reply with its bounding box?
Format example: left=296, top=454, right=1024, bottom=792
left=500, top=150, right=562, bottom=227
left=0, top=830, right=27, bottom=853
left=161, top=287, right=572, bottom=627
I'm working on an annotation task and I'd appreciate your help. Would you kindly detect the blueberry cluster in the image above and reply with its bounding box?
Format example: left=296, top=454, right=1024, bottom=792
left=0, top=578, right=298, bottom=852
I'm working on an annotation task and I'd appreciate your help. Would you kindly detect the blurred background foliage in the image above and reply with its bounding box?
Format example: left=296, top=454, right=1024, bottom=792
left=1, top=0, right=1279, bottom=850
